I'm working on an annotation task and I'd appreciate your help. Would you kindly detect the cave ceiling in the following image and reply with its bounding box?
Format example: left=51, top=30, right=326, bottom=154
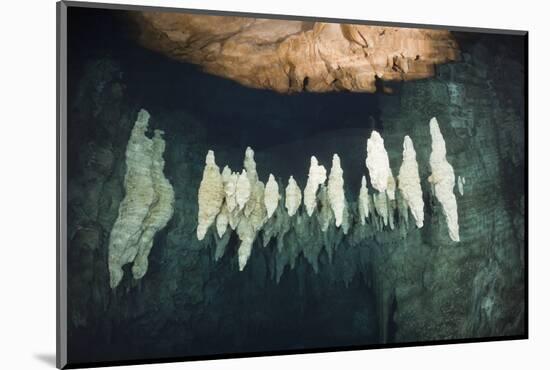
left=131, top=12, right=460, bottom=93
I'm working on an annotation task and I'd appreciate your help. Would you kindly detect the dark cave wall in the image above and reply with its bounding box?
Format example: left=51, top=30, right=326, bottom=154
left=65, top=19, right=525, bottom=364
left=373, top=38, right=525, bottom=342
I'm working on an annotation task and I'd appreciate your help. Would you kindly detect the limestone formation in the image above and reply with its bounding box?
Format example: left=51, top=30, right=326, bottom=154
left=216, top=203, right=230, bottom=238
left=285, top=176, right=302, bottom=217
left=264, top=174, right=280, bottom=219
left=358, top=176, right=370, bottom=225
left=131, top=130, right=175, bottom=280
left=222, top=166, right=239, bottom=212
left=108, top=109, right=174, bottom=288
left=397, top=136, right=424, bottom=228
left=221, top=165, right=231, bottom=180
left=197, top=150, right=225, bottom=241
left=366, top=131, right=392, bottom=194
left=244, top=147, right=258, bottom=183
left=236, top=217, right=255, bottom=271
left=366, top=130, right=395, bottom=229
left=133, top=13, right=459, bottom=93
left=243, top=148, right=261, bottom=218
left=193, top=119, right=463, bottom=273
left=327, top=154, right=346, bottom=227
left=236, top=170, right=251, bottom=211
left=428, top=117, right=460, bottom=242
left=304, top=156, right=327, bottom=216
left=248, top=181, right=267, bottom=232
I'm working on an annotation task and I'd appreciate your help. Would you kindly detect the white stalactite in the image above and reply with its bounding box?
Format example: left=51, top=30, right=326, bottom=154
left=285, top=176, right=302, bottom=217
left=236, top=217, right=255, bottom=271
left=264, top=174, right=280, bottom=219
left=191, top=116, right=464, bottom=276
left=216, top=203, right=230, bottom=238
left=222, top=166, right=239, bottom=212
left=428, top=117, right=460, bottom=242
left=108, top=109, right=174, bottom=288
left=304, top=156, right=327, bottom=216
left=131, top=129, right=175, bottom=281
left=243, top=147, right=260, bottom=218
left=244, top=146, right=258, bottom=183
left=197, top=150, right=225, bottom=241
left=358, top=175, right=370, bottom=225
left=327, top=154, right=346, bottom=227
left=366, top=130, right=392, bottom=193
left=236, top=169, right=251, bottom=211
left=398, top=135, right=424, bottom=228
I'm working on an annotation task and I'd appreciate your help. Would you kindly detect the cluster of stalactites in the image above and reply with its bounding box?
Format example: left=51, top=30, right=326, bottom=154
left=197, top=149, right=356, bottom=272
left=364, top=122, right=459, bottom=241
left=196, top=117, right=461, bottom=274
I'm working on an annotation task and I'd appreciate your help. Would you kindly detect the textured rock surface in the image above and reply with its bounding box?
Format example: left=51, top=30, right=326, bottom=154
left=236, top=216, right=255, bottom=271
left=132, top=12, right=460, bottom=93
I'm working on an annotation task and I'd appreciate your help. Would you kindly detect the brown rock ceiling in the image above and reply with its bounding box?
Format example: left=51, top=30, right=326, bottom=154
left=131, top=12, right=460, bottom=93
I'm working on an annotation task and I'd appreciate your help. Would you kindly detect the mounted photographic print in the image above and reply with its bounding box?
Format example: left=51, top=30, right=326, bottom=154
left=56, top=1, right=528, bottom=368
